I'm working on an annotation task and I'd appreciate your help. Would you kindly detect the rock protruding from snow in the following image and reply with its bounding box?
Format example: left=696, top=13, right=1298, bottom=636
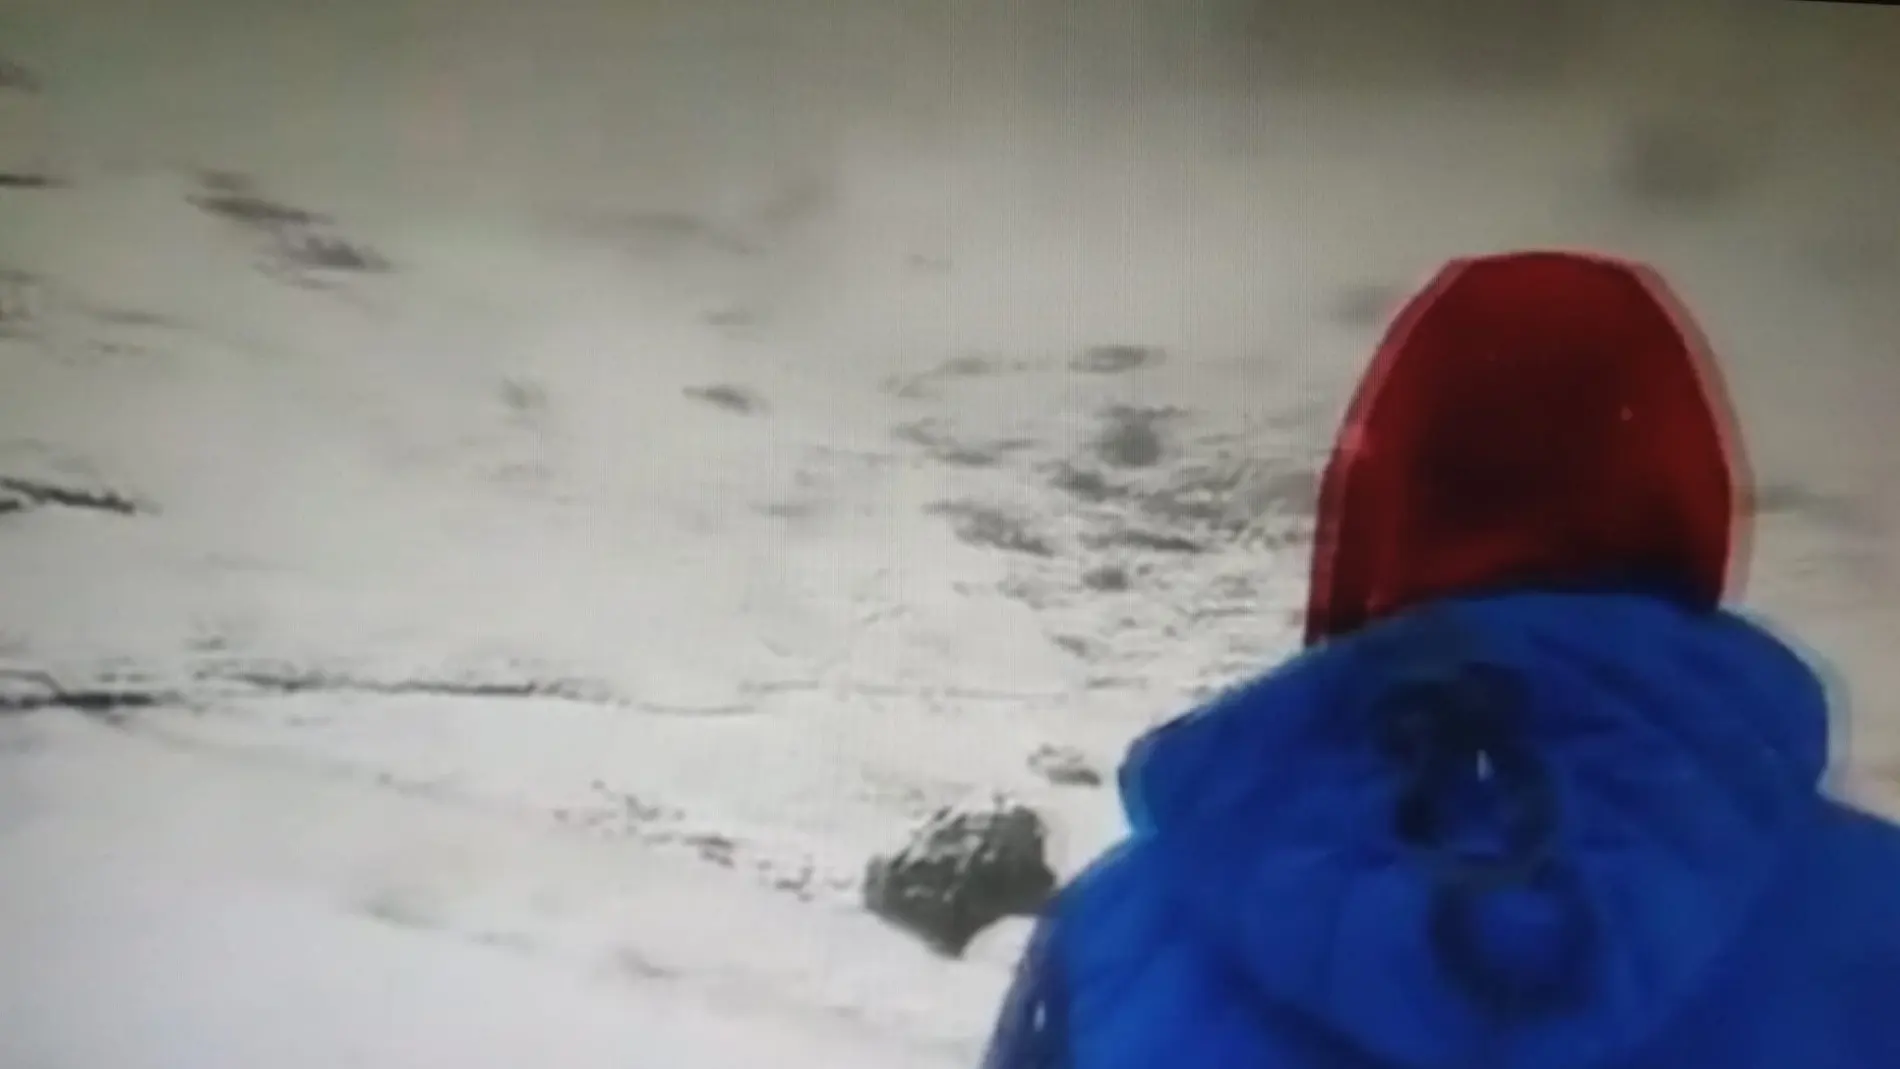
left=1071, top=344, right=1163, bottom=375
left=863, top=798, right=1057, bottom=956
left=1028, top=744, right=1103, bottom=788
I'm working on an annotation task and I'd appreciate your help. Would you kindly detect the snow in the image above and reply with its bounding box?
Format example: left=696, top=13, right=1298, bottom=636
left=0, top=718, right=995, bottom=1068
left=2, top=0, right=1899, bottom=1065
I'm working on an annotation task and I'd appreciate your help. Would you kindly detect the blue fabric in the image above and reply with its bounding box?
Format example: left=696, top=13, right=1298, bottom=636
left=981, top=592, right=1900, bottom=1069
left=982, top=906, right=1069, bottom=1069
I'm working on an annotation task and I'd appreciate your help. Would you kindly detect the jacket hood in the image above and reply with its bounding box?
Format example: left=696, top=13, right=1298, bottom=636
left=1305, top=251, right=1743, bottom=645
left=1121, top=592, right=1828, bottom=1069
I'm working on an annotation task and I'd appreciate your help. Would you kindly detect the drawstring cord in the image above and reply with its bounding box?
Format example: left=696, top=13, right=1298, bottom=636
left=1378, top=664, right=1557, bottom=889
left=1369, top=627, right=1592, bottom=1017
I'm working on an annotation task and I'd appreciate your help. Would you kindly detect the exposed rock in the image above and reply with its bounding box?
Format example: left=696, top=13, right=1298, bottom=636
left=1093, top=406, right=1167, bottom=470
left=276, top=230, right=389, bottom=273
left=881, top=354, right=1009, bottom=400
left=1080, top=564, right=1131, bottom=592
left=1028, top=744, right=1103, bottom=788
left=190, top=182, right=328, bottom=229
left=499, top=377, right=550, bottom=428
left=1142, top=458, right=1318, bottom=528
left=929, top=500, right=1056, bottom=557
left=894, top=420, right=1028, bottom=468
left=0, top=172, right=59, bottom=190
left=684, top=384, right=766, bottom=415
left=863, top=797, right=1058, bottom=956
left=1071, top=344, right=1163, bottom=375
left=0, top=669, right=170, bottom=726
left=1084, top=527, right=1204, bottom=555
left=1051, top=634, right=1106, bottom=660
left=0, top=476, right=144, bottom=517
left=1048, top=461, right=1126, bottom=504
left=189, top=173, right=389, bottom=276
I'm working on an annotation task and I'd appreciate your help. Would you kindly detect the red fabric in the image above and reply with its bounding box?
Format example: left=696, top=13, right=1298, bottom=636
left=1304, top=251, right=1746, bottom=646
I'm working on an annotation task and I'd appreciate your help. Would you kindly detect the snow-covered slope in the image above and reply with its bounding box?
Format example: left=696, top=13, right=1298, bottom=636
left=2, top=0, right=1898, bottom=1065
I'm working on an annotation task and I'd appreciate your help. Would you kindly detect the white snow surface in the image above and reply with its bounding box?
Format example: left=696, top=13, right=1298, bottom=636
left=2, top=0, right=1899, bottom=1065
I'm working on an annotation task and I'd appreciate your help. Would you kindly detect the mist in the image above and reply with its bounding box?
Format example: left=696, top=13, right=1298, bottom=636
left=2, top=2, right=1898, bottom=1065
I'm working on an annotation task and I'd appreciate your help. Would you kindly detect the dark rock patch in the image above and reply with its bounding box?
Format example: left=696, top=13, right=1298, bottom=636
left=1048, top=462, right=1127, bottom=504
left=191, top=183, right=328, bottom=229
left=0, top=172, right=61, bottom=190
left=1028, top=744, right=1103, bottom=788
left=552, top=781, right=681, bottom=838
left=1050, top=634, right=1105, bottom=660
left=0, top=669, right=171, bottom=727
left=610, top=947, right=679, bottom=981
left=1084, top=528, right=1205, bottom=555
left=935, top=354, right=999, bottom=378
left=1071, top=344, right=1163, bottom=375
left=190, top=172, right=389, bottom=276
left=1079, top=564, right=1131, bottom=592
left=681, top=832, right=738, bottom=867
left=202, top=665, right=620, bottom=705
left=1138, top=459, right=1320, bottom=537
left=1093, top=407, right=1168, bottom=470
left=929, top=500, right=1056, bottom=557
left=499, top=376, right=550, bottom=427
left=881, top=354, right=1011, bottom=400
left=863, top=798, right=1058, bottom=956
left=685, top=384, right=766, bottom=415
left=894, top=420, right=1030, bottom=468
left=276, top=231, right=389, bottom=273
left=0, top=476, right=144, bottom=517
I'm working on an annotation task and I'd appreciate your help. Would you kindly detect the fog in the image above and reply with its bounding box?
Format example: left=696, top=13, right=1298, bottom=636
left=1, top=3, right=1897, bottom=1063
left=5, top=0, right=1898, bottom=818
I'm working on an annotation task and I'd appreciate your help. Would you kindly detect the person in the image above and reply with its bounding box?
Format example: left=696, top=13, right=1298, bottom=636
left=980, top=250, right=1900, bottom=1069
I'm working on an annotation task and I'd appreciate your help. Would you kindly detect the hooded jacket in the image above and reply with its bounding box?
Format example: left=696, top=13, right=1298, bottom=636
left=980, top=252, right=1900, bottom=1069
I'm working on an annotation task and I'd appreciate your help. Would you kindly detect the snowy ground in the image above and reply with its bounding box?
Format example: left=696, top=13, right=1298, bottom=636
left=2, top=1, right=1899, bottom=1065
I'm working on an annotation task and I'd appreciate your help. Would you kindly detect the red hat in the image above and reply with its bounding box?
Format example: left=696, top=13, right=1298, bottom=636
left=1304, top=251, right=1745, bottom=646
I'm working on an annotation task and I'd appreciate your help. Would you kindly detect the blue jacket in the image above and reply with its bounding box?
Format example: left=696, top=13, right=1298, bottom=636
left=982, top=592, right=1900, bottom=1069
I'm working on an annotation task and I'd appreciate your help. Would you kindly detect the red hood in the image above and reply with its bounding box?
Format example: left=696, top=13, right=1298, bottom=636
left=1304, top=251, right=1745, bottom=646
